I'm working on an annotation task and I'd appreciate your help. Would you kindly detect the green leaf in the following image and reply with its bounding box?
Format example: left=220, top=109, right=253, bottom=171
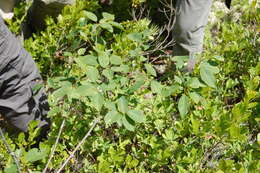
left=52, top=82, right=72, bottom=99
left=100, top=23, right=113, bottom=33
left=161, top=85, right=182, bottom=97
left=189, top=92, right=202, bottom=104
left=127, top=110, right=145, bottom=123
left=229, top=124, right=240, bottom=139
left=213, top=55, right=224, bottom=62
left=110, top=55, right=122, bottom=65
left=127, top=33, right=143, bottom=42
left=4, top=164, right=18, bottom=173
left=98, top=53, right=110, bottom=68
left=109, top=21, right=124, bottom=30
left=63, top=51, right=73, bottom=57
left=104, top=111, right=122, bottom=125
left=191, top=115, right=200, bottom=134
left=77, top=48, right=86, bottom=55
left=128, top=80, right=145, bottom=94
left=102, top=12, right=115, bottom=21
left=76, top=55, right=98, bottom=66
left=76, top=84, right=98, bottom=97
left=78, top=17, right=87, bottom=27
left=117, top=96, right=128, bottom=114
left=104, top=101, right=117, bottom=111
left=25, top=148, right=47, bottom=162
left=18, top=132, right=25, bottom=144
left=102, top=69, right=114, bottom=80
left=83, top=11, right=97, bottom=22
left=122, top=115, right=135, bottom=131
left=151, top=80, right=162, bottom=94
left=129, top=48, right=142, bottom=57
left=207, top=63, right=220, bottom=74
left=171, top=56, right=189, bottom=69
left=91, top=93, right=104, bottom=111
left=188, top=77, right=205, bottom=88
left=200, top=62, right=217, bottom=88
left=178, top=95, right=190, bottom=118
left=87, top=66, right=100, bottom=82
left=111, top=65, right=129, bottom=73
left=174, top=75, right=183, bottom=84
left=145, top=64, right=157, bottom=77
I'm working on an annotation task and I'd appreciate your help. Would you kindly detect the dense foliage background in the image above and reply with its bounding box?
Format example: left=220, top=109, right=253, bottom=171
left=0, top=0, right=259, bottom=172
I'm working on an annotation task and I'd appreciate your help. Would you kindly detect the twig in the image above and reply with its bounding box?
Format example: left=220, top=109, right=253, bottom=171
left=55, top=118, right=100, bottom=173
left=42, top=119, right=66, bottom=173
left=143, top=0, right=176, bottom=56
left=0, top=127, right=22, bottom=173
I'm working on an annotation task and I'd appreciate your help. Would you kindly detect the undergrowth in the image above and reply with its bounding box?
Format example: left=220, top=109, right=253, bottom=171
left=0, top=0, right=259, bottom=172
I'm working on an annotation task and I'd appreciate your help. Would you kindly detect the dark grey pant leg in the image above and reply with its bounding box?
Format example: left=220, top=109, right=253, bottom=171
left=172, top=0, right=212, bottom=56
left=0, top=48, right=50, bottom=133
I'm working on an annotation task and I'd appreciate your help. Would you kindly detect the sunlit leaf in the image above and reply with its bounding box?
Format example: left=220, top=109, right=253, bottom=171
left=100, top=23, right=113, bottom=33
left=122, top=115, right=135, bottom=131
left=189, top=92, right=202, bottom=104
left=151, top=80, right=162, bottom=94
left=76, top=84, right=98, bottom=97
left=77, top=48, right=86, bottom=56
left=117, top=96, right=128, bottom=114
left=76, top=55, right=98, bottom=67
left=110, top=55, right=122, bottom=65
left=83, top=11, right=97, bottom=22
left=145, top=63, right=157, bottom=77
left=188, top=77, right=205, bottom=88
left=178, top=94, right=190, bottom=118
left=191, top=115, right=200, bottom=134
left=4, top=164, right=18, bottom=173
left=87, top=66, right=100, bottom=81
left=127, top=110, right=145, bottom=123
left=104, top=111, right=121, bottom=125
left=52, top=82, right=72, bottom=99
left=25, top=148, right=47, bottom=163
left=127, top=33, right=142, bottom=42
left=102, top=69, right=114, bottom=80
left=91, top=93, right=104, bottom=111
left=109, top=21, right=123, bottom=30
left=111, top=65, right=129, bottom=73
left=102, top=12, right=115, bottom=21
left=98, top=53, right=110, bottom=68
left=200, top=62, right=219, bottom=88
left=128, top=80, right=145, bottom=94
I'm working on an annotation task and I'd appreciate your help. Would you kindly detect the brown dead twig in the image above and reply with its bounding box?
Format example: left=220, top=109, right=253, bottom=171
left=55, top=117, right=100, bottom=173
left=131, top=0, right=176, bottom=57
left=42, top=119, right=65, bottom=173
left=0, top=127, right=22, bottom=173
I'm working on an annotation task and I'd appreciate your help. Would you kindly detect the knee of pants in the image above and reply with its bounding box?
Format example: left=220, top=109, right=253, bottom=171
left=172, top=28, right=205, bottom=56
left=4, top=95, right=50, bottom=133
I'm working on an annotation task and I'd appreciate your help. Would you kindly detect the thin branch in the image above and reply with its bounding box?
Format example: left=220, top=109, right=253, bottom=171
left=142, top=0, right=176, bottom=56
left=55, top=118, right=100, bottom=173
left=42, top=119, right=65, bottom=173
left=0, top=127, right=22, bottom=173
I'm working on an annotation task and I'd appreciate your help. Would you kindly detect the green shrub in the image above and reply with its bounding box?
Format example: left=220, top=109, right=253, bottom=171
left=0, top=0, right=259, bottom=172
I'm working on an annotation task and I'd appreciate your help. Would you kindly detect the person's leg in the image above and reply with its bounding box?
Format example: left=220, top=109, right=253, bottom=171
left=0, top=48, right=50, bottom=137
left=172, top=0, right=212, bottom=71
